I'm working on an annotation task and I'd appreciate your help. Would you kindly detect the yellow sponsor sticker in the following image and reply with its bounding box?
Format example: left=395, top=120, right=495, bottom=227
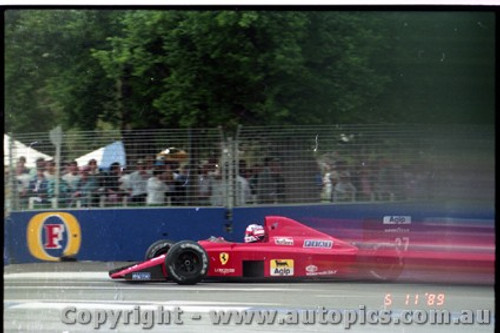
left=270, top=259, right=294, bottom=276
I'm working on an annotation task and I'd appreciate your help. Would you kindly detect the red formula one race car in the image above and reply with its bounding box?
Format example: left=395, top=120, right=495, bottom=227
left=109, top=216, right=403, bottom=285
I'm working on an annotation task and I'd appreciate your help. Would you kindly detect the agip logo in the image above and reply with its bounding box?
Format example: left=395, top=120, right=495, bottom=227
left=27, top=212, right=81, bottom=261
left=270, top=259, right=294, bottom=276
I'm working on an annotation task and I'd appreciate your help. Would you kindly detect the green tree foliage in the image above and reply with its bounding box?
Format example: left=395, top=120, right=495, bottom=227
left=376, top=12, right=495, bottom=124
left=4, top=10, right=494, bottom=133
left=92, top=10, right=392, bottom=129
left=5, top=10, right=392, bottom=132
left=5, top=10, right=122, bottom=132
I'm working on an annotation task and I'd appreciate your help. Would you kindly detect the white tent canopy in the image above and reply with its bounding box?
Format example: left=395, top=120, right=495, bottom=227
left=4, top=134, right=52, bottom=168
left=75, top=141, right=126, bottom=170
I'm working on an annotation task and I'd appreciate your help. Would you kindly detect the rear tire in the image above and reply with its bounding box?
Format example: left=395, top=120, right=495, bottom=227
left=144, top=239, right=175, bottom=260
left=367, top=244, right=404, bottom=281
left=165, top=241, right=209, bottom=285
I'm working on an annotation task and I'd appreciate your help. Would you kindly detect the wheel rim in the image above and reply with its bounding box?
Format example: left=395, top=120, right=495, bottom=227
left=174, top=250, right=201, bottom=275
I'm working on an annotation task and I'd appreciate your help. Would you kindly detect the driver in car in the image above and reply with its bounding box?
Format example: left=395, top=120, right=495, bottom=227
left=244, top=224, right=266, bottom=243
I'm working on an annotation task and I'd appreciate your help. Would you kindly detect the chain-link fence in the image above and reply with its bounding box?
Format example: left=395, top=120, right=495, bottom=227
left=4, top=125, right=494, bottom=212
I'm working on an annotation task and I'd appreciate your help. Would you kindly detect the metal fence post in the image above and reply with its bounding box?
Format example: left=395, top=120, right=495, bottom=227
left=7, top=133, right=17, bottom=212
left=50, top=126, right=63, bottom=209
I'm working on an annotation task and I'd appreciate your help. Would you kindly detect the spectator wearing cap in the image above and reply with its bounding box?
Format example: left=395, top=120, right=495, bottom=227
left=127, top=159, right=149, bottom=205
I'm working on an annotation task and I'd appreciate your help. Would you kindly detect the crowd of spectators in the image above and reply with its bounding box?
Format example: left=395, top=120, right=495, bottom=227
left=10, top=155, right=208, bottom=209
left=7, top=152, right=421, bottom=210
left=9, top=153, right=287, bottom=209
left=319, top=157, right=427, bottom=203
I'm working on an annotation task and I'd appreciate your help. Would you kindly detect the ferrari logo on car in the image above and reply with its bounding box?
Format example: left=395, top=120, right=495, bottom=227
left=219, top=252, right=229, bottom=265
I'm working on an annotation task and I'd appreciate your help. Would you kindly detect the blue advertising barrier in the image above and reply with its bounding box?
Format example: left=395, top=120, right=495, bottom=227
left=4, top=202, right=494, bottom=264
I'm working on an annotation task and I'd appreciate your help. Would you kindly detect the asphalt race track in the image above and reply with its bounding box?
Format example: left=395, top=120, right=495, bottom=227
left=4, top=262, right=495, bottom=333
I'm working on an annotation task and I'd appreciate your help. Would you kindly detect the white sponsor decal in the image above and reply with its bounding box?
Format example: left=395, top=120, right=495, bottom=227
left=306, top=269, right=337, bottom=276
left=131, top=272, right=151, bottom=280
left=384, top=227, right=410, bottom=233
left=274, top=237, right=294, bottom=246
left=305, top=265, right=318, bottom=273
left=383, top=216, right=412, bottom=225
left=214, top=267, right=236, bottom=274
left=303, top=240, right=333, bottom=249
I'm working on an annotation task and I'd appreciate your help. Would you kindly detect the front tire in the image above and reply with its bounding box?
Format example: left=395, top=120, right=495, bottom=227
left=145, top=239, right=175, bottom=260
left=165, top=241, right=209, bottom=285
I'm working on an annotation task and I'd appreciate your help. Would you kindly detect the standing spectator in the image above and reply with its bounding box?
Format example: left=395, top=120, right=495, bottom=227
left=62, top=161, right=81, bottom=198
left=103, top=162, right=124, bottom=206
left=333, top=171, right=357, bottom=202
left=15, top=160, right=32, bottom=208
left=321, top=164, right=333, bottom=202
left=373, top=158, right=394, bottom=201
left=15, top=160, right=31, bottom=192
left=256, top=157, right=284, bottom=204
left=170, top=162, right=188, bottom=205
left=162, top=162, right=176, bottom=205
left=209, top=167, right=224, bottom=206
left=235, top=160, right=252, bottom=205
left=146, top=168, right=170, bottom=206
left=197, top=162, right=214, bottom=206
left=118, top=166, right=131, bottom=196
left=87, top=159, right=99, bottom=175
left=29, top=157, right=46, bottom=178
left=87, top=159, right=105, bottom=207
left=248, top=163, right=262, bottom=203
left=235, top=173, right=252, bottom=206
left=27, top=167, right=50, bottom=206
left=353, top=162, right=374, bottom=202
left=144, top=155, right=155, bottom=176
left=127, top=159, right=149, bottom=205
left=17, top=156, right=30, bottom=174
left=47, top=167, right=71, bottom=208
left=70, top=166, right=97, bottom=207
left=43, top=160, right=56, bottom=181
left=238, top=160, right=251, bottom=180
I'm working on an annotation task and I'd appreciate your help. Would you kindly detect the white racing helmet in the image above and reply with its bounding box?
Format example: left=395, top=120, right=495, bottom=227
left=244, top=224, right=266, bottom=243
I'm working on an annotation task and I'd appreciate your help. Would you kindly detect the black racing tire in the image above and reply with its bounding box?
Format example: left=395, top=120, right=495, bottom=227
left=144, top=239, right=175, bottom=260
left=165, top=241, right=209, bottom=285
left=367, top=244, right=404, bottom=281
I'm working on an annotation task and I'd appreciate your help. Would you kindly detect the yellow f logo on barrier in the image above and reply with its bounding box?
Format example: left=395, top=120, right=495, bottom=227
left=26, top=212, right=81, bottom=261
